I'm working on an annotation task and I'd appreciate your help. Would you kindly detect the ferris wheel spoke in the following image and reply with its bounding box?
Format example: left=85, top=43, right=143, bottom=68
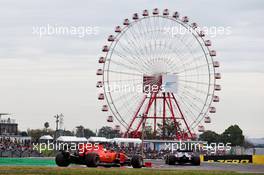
left=146, top=35, right=159, bottom=68
left=115, top=43, right=146, bottom=68
left=125, top=28, right=149, bottom=64
left=109, top=59, right=145, bottom=74
left=177, top=79, right=210, bottom=86
left=109, top=104, right=129, bottom=127
left=161, top=21, right=193, bottom=56
left=181, top=84, right=209, bottom=95
left=122, top=30, right=151, bottom=66
left=133, top=19, right=153, bottom=65
left=107, top=70, right=142, bottom=76
left=113, top=49, right=146, bottom=71
left=176, top=73, right=210, bottom=77
left=152, top=17, right=160, bottom=44
left=110, top=94, right=142, bottom=124
left=173, top=93, right=198, bottom=125
left=153, top=17, right=166, bottom=60
left=177, top=86, right=206, bottom=105
left=150, top=17, right=160, bottom=55
left=114, top=111, right=129, bottom=128
left=174, top=56, right=211, bottom=74
left=175, top=63, right=210, bottom=74
left=106, top=94, right=130, bottom=128
left=178, top=86, right=207, bottom=99
left=147, top=40, right=189, bottom=73
left=115, top=37, right=148, bottom=66
left=179, top=87, right=208, bottom=102
left=175, top=92, right=203, bottom=121
left=160, top=33, right=190, bottom=62
left=161, top=42, right=195, bottom=72
left=164, top=32, right=205, bottom=71
left=117, top=93, right=140, bottom=113
left=145, top=17, right=162, bottom=64
left=158, top=34, right=187, bottom=62
left=136, top=20, right=152, bottom=59
left=122, top=94, right=146, bottom=129
left=176, top=90, right=205, bottom=112
left=179, top=89, right=204, bottom=104
left=167, top=45, right=204, bottom=73
left=115, top=93, right=144, bottom=127
left=144, top=17, right=155, bottom=63
left=105, top=78, right=142, bottom=83
left=133, top=20, right=189, bottom=72
left=111, top=92, right=134, bottom=103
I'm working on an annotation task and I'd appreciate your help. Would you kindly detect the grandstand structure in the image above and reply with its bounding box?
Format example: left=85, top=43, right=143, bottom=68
left=0, top=113, right=18, bottom=136
left=0, top=113, right=34, bottom=157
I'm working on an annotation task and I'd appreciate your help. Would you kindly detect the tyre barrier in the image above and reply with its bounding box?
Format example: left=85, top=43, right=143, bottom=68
left=200, top=155, right=264, bottom=164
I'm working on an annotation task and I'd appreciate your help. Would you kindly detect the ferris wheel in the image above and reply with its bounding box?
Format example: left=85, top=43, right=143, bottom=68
left=96, top=8, right=221, bottom=140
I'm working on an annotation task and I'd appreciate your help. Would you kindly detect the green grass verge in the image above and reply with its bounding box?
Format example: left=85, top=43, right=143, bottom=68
left=0, top=158, right=55, bottom=166
left=0, top=166, right=260, bottom=175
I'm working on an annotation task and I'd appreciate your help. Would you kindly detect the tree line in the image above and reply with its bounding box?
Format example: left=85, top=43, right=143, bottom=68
left=25, top=122, right=122, bottom=142
left=24, top=121, right=250, bottom=147
left=199, top=124, right=252, bottom=147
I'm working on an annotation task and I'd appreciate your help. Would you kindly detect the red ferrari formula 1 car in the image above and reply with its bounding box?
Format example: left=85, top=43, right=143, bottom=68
left=55, top=143, right=143, bottom=168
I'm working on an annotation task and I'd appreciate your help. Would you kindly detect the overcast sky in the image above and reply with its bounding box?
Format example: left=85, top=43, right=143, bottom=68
left=0, top=0, right=263, bottom=138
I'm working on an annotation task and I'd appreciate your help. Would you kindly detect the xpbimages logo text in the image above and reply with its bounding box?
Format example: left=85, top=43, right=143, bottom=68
left=163, top=141, right=232, bottom=154
left=32, top=142, right=100, bottom=154
left=32, top=24, right=99, bottom=38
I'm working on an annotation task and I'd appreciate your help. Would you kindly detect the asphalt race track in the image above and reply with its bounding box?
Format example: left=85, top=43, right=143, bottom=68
left=148, top=159, right=264, bottom=174
left=69, top=159, right=264, bottom=173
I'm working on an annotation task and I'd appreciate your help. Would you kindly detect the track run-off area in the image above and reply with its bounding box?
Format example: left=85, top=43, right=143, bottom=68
left=0, top=158, right=264, bottom=174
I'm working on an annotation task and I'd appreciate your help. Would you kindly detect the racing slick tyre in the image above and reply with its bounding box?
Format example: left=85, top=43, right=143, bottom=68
left=131, top=155, right=143, bottom=168
left=191, top=156, right=201, bottom=166
left=85, top=152, right=100, bottom=167
left=55, top=152, right=70, bottom=167
left=168, top=155, right=176, bottom=165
